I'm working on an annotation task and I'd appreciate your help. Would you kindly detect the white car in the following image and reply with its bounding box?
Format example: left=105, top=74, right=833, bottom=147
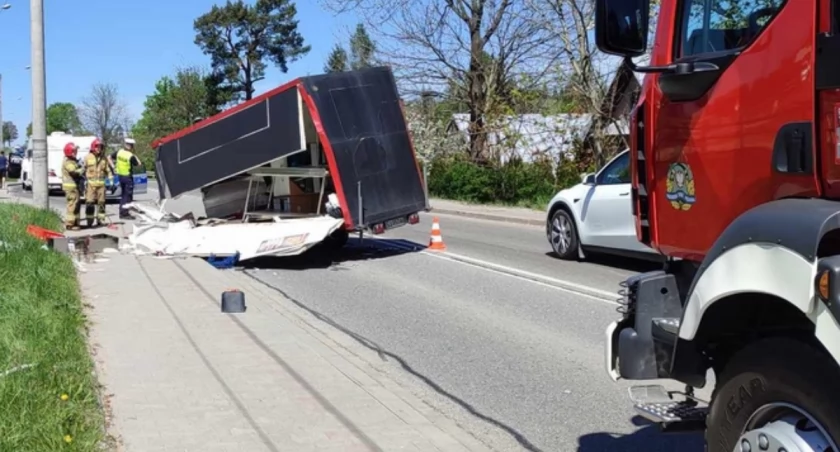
left=545, top=149, right=661, bottom=261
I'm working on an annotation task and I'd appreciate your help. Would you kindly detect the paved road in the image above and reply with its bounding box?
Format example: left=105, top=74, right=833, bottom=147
left=378, top=213, right=662, bottom=293
left=25, top=185, right=707, bottom=451
left=244, top=229, right=705, bottom=451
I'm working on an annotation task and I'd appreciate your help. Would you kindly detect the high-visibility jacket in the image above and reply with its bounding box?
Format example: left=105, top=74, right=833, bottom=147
left=84, top=153, right=112, bottom=187
left=61, top=157, right=82, bottom=189
left=115, top=149, right=135, bottom=176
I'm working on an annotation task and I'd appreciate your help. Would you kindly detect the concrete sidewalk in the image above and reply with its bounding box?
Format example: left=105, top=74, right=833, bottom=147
left=429, top=198, right=544, bottom=227
left=81, top=254, right=493, bottom=452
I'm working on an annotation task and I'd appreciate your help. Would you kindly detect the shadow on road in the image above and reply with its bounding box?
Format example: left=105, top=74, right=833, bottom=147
left=545, top=251, right=663, bottom=273
left=577, top=416, right=704, bottom=451
left=239, top=238, right=426, bottom=271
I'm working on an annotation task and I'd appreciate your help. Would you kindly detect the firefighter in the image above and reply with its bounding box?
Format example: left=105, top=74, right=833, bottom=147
left=61, top=142, right=84, bottom=230
left=111, top=137, right=141, bottom=219
left=83, top=138, right=113, bottom=228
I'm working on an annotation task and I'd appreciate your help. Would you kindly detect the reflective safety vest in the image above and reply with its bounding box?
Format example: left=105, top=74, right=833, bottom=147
left=61, top=157, right=82, bottom=189
left=84, top=153, right=112, bottom=187
left=115, top=149, right=134, bottom=176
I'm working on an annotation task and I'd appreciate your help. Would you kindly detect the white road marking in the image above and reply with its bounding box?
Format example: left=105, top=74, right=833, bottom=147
left=372, top=238, right=620, bottom=305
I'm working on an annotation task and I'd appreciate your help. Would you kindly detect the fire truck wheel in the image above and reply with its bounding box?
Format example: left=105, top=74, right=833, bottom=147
left=548, top=209, right=579, bottom=260
left=705, top=337, right=840, bottom=452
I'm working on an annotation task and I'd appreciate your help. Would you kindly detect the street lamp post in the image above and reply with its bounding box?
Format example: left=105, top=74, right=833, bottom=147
left=30, top=0, right=48, bottom=209
left=0, top=74, right=4, bottom=149
left=0, top=5, right=10, bottom=150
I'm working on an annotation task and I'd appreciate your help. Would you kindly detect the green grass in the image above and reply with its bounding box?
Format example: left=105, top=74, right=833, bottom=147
left=0, top=203, right=106, bottom=451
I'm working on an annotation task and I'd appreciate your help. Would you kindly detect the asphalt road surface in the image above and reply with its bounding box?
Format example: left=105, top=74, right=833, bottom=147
left=242, top=216, right=707, bottom=452
left=22, top=185, right=708, bottom=451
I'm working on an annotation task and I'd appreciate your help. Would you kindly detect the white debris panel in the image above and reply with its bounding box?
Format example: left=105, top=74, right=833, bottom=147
left=125, top=202, right=344, bottom=261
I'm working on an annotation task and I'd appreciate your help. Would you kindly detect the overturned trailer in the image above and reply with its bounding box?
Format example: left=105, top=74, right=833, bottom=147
left=148, top=67, right=427, bottom=258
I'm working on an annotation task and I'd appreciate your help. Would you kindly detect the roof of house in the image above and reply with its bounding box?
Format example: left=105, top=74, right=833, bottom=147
left=448, top=113, right=593, bottom=161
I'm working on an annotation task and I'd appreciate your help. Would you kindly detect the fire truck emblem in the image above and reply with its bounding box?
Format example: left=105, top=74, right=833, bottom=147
left=665, top=162, right=696, bottom=210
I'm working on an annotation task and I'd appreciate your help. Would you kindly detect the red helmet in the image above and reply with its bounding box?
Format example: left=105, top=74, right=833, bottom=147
left=90, top=138, right=102, bottom=152
left=63, top=142, right=78, bottom=157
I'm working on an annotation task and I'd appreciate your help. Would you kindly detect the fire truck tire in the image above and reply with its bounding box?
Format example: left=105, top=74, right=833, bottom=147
left=705, top=337, right=840, bottom=452
left=548, top=209, right=579, bottom=260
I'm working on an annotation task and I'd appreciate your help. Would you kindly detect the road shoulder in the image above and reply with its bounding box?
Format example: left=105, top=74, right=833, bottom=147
left=430, top=198, right=544, bottom=227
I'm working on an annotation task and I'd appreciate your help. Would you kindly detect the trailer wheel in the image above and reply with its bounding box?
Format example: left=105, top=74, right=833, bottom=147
left=705, top=337, right=840, bottom=452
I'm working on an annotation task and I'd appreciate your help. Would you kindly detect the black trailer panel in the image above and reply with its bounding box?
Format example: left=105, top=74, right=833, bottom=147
left=156, top=87, right=302, bottom=199
left=300, top=67, right=425, bottom=228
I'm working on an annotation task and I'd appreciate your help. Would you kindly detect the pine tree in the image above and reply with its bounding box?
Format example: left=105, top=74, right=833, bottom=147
left=324, top=44, right=348, bottom=73
left=349, top=23, right=376, bottom=70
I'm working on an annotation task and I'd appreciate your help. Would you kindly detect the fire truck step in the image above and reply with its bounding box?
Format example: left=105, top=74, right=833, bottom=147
left=634, top=400, right=708, bottom=425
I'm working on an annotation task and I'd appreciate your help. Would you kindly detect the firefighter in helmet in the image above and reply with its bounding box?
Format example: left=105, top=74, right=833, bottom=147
left=83, top=138, right=113, bottom=227
left=61, top=142, right=84, bottom=230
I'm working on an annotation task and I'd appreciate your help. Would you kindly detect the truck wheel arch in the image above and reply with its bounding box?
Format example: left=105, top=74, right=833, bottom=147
left=673, top=198, right=840, bottom=380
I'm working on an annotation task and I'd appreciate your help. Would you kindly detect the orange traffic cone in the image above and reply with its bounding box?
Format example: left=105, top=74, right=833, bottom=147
left=428, top=217, right=446, bottom=251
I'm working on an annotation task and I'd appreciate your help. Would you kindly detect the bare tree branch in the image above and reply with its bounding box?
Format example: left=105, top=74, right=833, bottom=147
left=320, top=0, right=558, bottom=160
left=79, top=82, right=130, bottom=148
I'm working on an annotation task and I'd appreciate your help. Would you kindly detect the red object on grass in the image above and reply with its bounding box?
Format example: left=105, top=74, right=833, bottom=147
left=26, top=225, right=64, bottom=241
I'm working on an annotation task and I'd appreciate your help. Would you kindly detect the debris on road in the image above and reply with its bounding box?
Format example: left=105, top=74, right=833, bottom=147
left=125, top=202, right=344, bottom=261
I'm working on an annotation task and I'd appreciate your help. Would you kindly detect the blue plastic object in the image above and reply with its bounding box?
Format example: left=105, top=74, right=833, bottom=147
left=205, top=252, right=240, bottom=269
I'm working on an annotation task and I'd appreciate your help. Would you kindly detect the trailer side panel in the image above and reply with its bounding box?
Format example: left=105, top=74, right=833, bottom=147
left=300, top=67, right=426, bottom=228
left=156, top=87, right=303, bottom=199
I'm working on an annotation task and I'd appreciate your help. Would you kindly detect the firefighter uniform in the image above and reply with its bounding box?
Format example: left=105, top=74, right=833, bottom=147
left=114, top=147, right=136, bottom=218
left=61, top=153, right=83, bottom=229
left=83, top=151, right=113, bottom=227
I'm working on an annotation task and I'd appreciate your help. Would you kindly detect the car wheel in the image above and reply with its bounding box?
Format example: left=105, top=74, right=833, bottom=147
left=548, top=209, right=579, bottom=260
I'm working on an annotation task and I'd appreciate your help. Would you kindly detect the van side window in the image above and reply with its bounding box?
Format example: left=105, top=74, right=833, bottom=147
left=679, top=0, right=784, bottom=58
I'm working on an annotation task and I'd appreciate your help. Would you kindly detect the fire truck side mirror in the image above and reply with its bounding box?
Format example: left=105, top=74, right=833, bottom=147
left=594, top=0, right=650, bottom=57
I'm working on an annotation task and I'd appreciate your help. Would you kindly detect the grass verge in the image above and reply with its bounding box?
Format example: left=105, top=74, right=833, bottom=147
left=0, top=203, right=105, bottom=451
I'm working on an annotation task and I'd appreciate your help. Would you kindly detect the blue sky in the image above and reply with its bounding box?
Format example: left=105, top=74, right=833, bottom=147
left=0, top=0, right=358, bottom=144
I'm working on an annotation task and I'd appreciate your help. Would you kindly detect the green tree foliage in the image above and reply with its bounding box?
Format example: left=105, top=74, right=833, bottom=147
left=324, top=44, right=348, bottom=73
left=349, top=23, right=375, bottom=70
left=46, top=102, right=84, bottom=135
left=193, top=0, right=310, bottom=100
left=132, top=67, right=221, bottom=164
left=203, top=70, right=237, bottom=115
left=2, top=122, right=17, bottom=146
left=25, top=102, right=86, bottom=138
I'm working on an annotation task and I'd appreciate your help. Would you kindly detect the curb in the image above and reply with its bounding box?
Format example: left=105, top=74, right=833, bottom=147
left=429, top=207, right=545, bottom=227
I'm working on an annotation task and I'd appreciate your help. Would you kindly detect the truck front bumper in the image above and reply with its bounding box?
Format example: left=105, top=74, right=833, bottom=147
left=605, top=271, right=685, bottom=382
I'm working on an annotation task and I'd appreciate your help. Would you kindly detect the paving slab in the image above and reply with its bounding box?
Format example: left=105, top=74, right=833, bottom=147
left=80, top=254, right=494, bottom=451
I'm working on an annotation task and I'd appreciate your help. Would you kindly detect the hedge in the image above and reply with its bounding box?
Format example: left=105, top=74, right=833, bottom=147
left=426, top=154, right=594, bottom=209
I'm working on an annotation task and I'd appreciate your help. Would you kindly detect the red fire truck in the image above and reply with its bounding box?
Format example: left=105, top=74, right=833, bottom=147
left=594, top=0, right=840, bottom=449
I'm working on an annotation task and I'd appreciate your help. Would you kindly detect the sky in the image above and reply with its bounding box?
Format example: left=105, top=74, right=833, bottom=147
left=0, top=0, right=359, bottom=145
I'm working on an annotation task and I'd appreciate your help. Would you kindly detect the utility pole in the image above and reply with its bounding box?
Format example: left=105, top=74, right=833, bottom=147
left=0, top=74, right=4, bottom=149
left=30, top=0, right=48, bottom=209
